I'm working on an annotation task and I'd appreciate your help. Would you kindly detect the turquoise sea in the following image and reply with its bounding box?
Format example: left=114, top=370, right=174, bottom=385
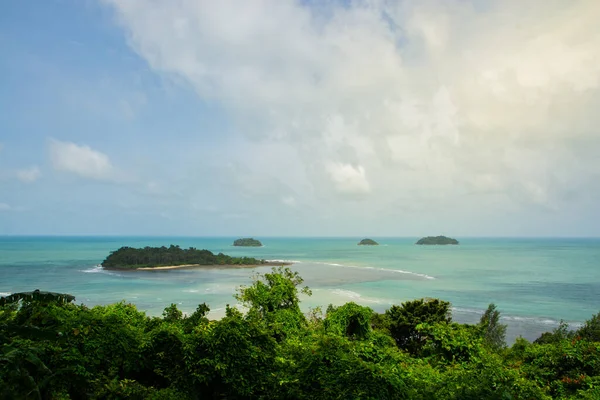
left=1, top=236, right=599, bottom=343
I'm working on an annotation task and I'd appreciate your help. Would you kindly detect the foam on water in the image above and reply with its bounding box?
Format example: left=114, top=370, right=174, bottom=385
left=329, top=288, right=390, bottom=305
left=80, top=265, right=122, bottom=276
left=267, top=259, right=302, bottom=264
left=315, top=261, right=436, bottom=280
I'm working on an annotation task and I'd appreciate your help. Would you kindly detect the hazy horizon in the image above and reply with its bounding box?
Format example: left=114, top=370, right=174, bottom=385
left=2, top=0, right=599, bottom=236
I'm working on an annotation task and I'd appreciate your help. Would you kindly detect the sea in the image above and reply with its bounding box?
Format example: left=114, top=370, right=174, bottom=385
left=1, top=236, right=599, bottom=344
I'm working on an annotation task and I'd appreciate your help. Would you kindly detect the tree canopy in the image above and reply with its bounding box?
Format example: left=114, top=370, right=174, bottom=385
left=233, top=238, right=263, bottom=247
left=358, top=238, right=379, bottom=245
left=416, top=236, right=459, bottom=245
left=101, top=245, right=265, bottom=269
left=1, top=268, right=599, bottom=399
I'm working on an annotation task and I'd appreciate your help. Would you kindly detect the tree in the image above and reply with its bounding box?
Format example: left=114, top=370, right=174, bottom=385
left=478, top=303, right=507, bottom=351
left=235, top=267, right=312, bottom=338
left=576, top=312, right=600, bottom=342
left=534, top=320, right=574, bottom=344
left=324, top=302, right=373, bottom=340
left=385, top=298, right=451, bottom=355
left=162, top=304, right=183, bottom=322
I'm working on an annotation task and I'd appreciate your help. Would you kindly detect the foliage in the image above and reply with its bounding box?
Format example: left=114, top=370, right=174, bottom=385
left=233, top=237, right=263, bottom=247
left=358, top=238, right=379, bottom=245
left=0, top=290, right=75, bottom=306
left=386, top=298, right=452, bottom=355
left=577, top=312, right=600, bottom=342
left=415, top=236, right=459, bottom=245
left=478, top=303, right=507, bottom=351
left=534, top=320, right=575, bottom=344
left=3, top=267, right=600, bottom=399
left=101, top=245, right=264, bottom=269
left=324, top=302, right=373, bottom=339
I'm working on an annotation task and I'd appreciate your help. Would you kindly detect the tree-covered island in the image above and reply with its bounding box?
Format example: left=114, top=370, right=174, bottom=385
left=358, top=238, right=379, bottom=245
left=233, top=238, right=263, bottom=247
left=416, top=236, right=459, bottom=245
left=101, top=245, right=278, bottom=270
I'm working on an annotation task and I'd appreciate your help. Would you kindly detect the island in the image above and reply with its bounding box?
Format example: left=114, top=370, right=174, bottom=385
left=416, top=236, right=459, bottom=245
left=358, top=238, right=379, bottom=246
left=233, top=238, right=263, bottom=247
left=101, top=245, right=285, bottom=270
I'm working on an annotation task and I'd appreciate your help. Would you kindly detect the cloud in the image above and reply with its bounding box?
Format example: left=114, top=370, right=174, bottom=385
left=104, top=0, right=600, bottom=218
left=49, top=139, right=117, bottom=181
left=0, top=203, right=10, bottom=211
left=326, top=162, right=370, bottom=195
left=16, top=166, right=41, bottom=183
left=281, top=195, right=296, bottom=207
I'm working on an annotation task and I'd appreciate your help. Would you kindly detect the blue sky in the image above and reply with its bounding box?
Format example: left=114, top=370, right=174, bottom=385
left=1, top=0, right=599, bottom=236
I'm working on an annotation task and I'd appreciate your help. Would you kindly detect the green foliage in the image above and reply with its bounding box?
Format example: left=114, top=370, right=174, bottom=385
left=577, top=312, right=600, bottom=342
left=518, top=337, right=600, bottom=397
left=3, top=268, right=600, bottom=399
left=478, top=303, right=507, bottom=351
left=417, top=322, right=483, bottom=364
left=386, top=298, right=452, bottom=354
left=162, top=303, right=182, bottom=322
left=324, top=302, right=373, bottom=339
left=101, top=245, right=264, bottom=269
left=415, top=235, right=459, bottom=245
left=358, top=238, right=379, bottom=245
left=0, top=289, right=75, bottom=306
left=534, top=320, right=575, bottom=344
left=233, top=237, right=263, bottom=247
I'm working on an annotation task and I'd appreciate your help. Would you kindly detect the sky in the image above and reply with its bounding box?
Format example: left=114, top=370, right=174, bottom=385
left=1, top=0, right=599, bottom=237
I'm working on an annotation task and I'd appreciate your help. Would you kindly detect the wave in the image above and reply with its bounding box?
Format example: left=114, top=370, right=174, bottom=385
left=312, top=261, right=435, bottom=280
left=81, top=265, right=103, bottom=273
left=267, top=259, right=302, bottom=264
left=501, top=315, right=582, bottom=328
left=80, top=265, right=122, bottom=276
left=0, top=292, right=11, bottom=297
left=329, top=289, right=390, bottom=305
left=452, top=307, right=584, bottom=328
left=452, top=306, right=485, bottom=315
left=184, top=284, right=237, bottom=295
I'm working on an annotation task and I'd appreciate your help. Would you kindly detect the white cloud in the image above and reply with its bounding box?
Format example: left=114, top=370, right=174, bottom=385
left=281, top=195, right=296, bottom=207
left=49, top=140, right=116, bottom=181
left=0, top=203, right=10, bottom=211
left=326, top=162, right=370, bottom=195
left=104, top=0, right=600, bottom=220
left=16, top=166, right=41, bottom=183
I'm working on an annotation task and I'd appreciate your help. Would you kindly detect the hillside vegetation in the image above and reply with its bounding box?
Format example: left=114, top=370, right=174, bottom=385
left=358, top=238, right=379, bottom=245
left=2, top=268, right=599, bottom=399
left=416, top=236, right=459, bottom=245
left=101, top=245, right=264, bottom=269
left=233, top=238, right=263, bottom=247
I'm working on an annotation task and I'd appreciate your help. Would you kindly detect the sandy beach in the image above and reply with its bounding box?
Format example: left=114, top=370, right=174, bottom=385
left=106, top=261, right=292, bottom=271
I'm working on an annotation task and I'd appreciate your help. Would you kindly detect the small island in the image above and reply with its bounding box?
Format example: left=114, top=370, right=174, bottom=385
left=101, top=245, right=284, bottom=270
left=358, top=238, right=379, bottom=246
left=416, top=236, right=459, bottom=245
left=233, top=238, right=263, bottom=247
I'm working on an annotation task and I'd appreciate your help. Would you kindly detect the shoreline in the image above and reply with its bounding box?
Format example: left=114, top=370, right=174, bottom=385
left=103, top=261, right=292, bottom=271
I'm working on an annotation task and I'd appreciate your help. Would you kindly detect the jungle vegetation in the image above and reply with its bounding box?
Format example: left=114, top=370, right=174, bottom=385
left=233, top=238, right=263, bottom=247
left=101, top=245, right=265, bottom=269
left=416, top=236, right=459, bottom=245
left=358, top=238, right=379, bottom=245
left=2, top=268, right=599, bottom=399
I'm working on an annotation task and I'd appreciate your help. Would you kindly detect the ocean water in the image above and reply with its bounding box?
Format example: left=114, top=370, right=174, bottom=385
left=1, top=236, right=599, bottom=343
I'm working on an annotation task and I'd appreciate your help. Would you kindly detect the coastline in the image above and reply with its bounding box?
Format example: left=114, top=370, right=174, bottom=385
left=103, top=261, right=292, bottom=271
